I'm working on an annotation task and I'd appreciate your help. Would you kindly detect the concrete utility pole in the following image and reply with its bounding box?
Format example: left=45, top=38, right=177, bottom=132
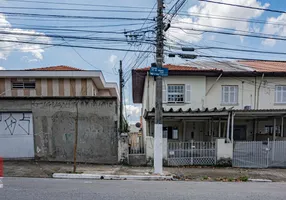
left=154, top=0, right=164, bottom=174
left=119, top=60, right=123, bottom=134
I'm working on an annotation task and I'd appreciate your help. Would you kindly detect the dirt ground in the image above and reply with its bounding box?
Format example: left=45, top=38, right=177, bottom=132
left=166, top=166, right=286, bottom=182
left=3, top=161, right=286, bottom=182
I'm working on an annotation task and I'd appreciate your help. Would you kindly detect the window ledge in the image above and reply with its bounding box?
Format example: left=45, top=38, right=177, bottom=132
left=274, top=103, right=286, bottom=105
left=165, top=103, right=189, bottom=106
left=220, top=103, right=239, bottom=106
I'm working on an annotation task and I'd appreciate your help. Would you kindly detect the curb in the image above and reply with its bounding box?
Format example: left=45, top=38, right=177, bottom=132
left=52, top=173, right=173, bottom=181
left=248, top=179, right=272, bottom=182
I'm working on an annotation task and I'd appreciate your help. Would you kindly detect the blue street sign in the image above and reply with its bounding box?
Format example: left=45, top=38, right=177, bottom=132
left=149, top=66, right=168, bottom=77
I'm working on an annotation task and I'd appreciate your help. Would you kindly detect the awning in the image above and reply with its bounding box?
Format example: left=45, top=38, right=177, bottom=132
left=144, top=107, right=286, bottom=119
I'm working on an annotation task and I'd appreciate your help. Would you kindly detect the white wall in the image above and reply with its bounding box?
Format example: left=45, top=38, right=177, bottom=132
left=206, top=77, right=286, bottom=110
left=144, top=76, right=206, bottom=111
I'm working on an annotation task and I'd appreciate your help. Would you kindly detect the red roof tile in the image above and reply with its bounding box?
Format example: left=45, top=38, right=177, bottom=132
left=136, top=64, right=206, bottom=71
left=239, top=61, right=286, bottom=72
left=25, top=65, right=83, bottom=71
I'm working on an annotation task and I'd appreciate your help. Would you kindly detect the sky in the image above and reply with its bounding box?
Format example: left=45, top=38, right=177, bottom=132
left=1, top=0, right=286, bottom=124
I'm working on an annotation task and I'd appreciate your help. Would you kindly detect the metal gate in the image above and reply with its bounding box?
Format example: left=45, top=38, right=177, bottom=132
left=0, top=113, right=34, bottom=158
left=168, top=141, right=216, bottom=166
left=233, top=140, right=286, bottom=168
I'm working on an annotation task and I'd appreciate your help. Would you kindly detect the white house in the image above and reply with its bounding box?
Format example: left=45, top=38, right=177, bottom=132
left=132, top=61, right=286, bottom=166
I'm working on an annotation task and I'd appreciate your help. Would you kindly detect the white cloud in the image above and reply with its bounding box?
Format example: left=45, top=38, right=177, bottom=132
left=125, top=104, right=141, bottom=116
left=21, top=56, right=39, bottom=63
left=168, top=0, right=269, bottom=44
left=125, top=104, right=141, bottom=123
left=0, top=13, right=51, bottom=60
left=0, top=66, right=5, bottom=70
left=261, top=13, right=286, bottom=47
left=109, top=54, right=118, bottom=65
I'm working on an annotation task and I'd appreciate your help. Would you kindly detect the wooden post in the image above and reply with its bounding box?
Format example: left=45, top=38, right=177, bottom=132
left=73, top=102, right=79, bottom=173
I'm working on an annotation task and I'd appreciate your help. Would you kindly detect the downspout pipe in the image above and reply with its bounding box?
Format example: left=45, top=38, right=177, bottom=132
left=256, top=73, right=265, bottom=110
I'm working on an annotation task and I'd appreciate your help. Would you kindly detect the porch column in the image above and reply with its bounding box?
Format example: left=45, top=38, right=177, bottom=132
left=231, top=112, right=235, bottom=143
left=226, top=112, right=230, bottom=142
left=281, top=117, right=284, bottom=137
left=272, top=118, right=276, bottom=161
left=183, top=121, right=186, bottom=141
left=273, top=118, right=276, bottom=142
left=218, top=118, right=221, bottom=138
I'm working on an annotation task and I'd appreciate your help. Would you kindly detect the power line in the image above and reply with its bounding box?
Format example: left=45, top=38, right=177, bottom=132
left=0, top=26, right=150, bottom=34
left=0, top=31, right=156, bottom=44
left=120, top=2, right=157, bottom=71
left=175, top=13, right=286, bottom=27
left=2, top=22, right=154, bottom=29
left=2, top=12, right=154, bottom=21
left=6, top=0, right=152, bottom=9
left=199, top=0, right=286, bottom=14
left=0, top=39, right=156, bottom=53
left=175, top=53, right=286, bottom=61
left=0, top=6, right=157, bottom=14
left=171, top=23, right=286, bottom=39
left=195, top=46, right=286, bottom=56
left=172, top=26, right=286, bottom=41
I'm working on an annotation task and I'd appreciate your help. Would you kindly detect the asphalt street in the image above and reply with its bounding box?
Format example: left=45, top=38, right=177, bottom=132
left=1, top=178, right=286, bottom=200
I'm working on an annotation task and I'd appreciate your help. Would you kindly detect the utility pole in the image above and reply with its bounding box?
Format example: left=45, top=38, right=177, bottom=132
left=154, top=0, right=164, bottom=174
left=119, top=60, right=123, bottom=134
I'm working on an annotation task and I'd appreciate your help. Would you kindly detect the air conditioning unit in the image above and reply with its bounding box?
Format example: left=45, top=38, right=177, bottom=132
left=244, top=105, right=251, bottom=110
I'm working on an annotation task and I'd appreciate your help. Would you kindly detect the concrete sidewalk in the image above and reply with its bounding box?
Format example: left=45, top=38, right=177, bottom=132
left=3, top=161, right=286, bottom=182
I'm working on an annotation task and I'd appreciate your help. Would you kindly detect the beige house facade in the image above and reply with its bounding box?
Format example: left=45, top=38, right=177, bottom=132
left=0, top=66, right=118, bottom=98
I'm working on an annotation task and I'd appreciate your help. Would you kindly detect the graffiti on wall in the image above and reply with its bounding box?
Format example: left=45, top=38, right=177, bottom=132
left=0, top=113, right=32, bottom=135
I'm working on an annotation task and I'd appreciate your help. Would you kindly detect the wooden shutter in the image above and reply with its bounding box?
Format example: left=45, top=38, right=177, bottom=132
left=162, top=83, right=167, bottom=103
left=185, top=84, right=191, bottom=103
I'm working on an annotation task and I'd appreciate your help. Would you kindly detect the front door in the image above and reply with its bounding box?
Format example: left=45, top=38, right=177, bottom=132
left=233, top=125, right=247, bottom=141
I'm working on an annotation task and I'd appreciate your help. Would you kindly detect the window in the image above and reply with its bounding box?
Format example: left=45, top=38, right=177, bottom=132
left=275, top=85, right=286, bottom=104
left=264, top=125, right=280, bottom=135
left=12, top=82, right=36, bottom=89
left=168, top=85, right=184, bottom=103
left=221, top=85, right=238, bottom=105
left=164, top=127, right=179, bottom=140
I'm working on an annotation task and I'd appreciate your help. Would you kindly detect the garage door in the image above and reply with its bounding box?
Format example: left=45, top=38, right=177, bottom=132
left=0, top=113, right=34, bottom=158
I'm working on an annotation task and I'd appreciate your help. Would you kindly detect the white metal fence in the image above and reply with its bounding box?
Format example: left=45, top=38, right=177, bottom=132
left=168, top=141, right=216, bottom=166
left=233, top=140, right=286, bottom=168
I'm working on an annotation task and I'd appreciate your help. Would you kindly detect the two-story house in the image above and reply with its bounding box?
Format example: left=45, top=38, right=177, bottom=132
left=0, top=66, right=119, bottom=164
left=132, top=61, right=286, bottom=166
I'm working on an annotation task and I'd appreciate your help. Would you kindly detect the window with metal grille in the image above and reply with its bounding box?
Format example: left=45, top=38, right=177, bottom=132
left=167, top=85, right=184, bottom=103
left=12, top=82, right=36, bottom=89
left=275, top=85, right=286, bottom=103
left=221, top=85, right=238, bottom=105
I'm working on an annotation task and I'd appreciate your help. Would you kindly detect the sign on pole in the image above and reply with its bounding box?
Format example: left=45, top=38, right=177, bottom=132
left=150, top=66, right=168, bottom=77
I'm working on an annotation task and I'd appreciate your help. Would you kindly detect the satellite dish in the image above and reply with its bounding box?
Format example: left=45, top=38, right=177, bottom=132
left=135, top=122, right=141, bottom=128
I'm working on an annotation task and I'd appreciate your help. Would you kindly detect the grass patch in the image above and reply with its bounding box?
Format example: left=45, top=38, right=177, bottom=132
left=228, top=177, right=235, bottom=182
left=238, top=176, right=249, bottom=182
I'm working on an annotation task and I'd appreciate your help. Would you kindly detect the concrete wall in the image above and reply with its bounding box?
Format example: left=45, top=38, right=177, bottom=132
left=216, top=139, right=233, bottom=160
left=0, top=97, right=118, bottom=164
